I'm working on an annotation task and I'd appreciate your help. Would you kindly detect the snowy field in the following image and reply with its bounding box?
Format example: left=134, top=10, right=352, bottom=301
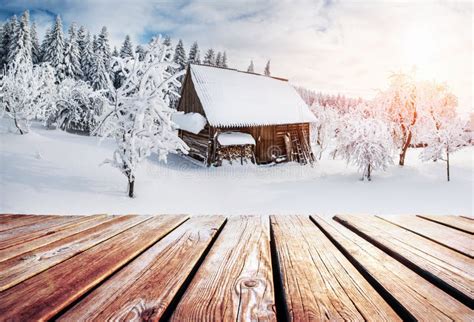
left=1, top=120, right=472, bottom=216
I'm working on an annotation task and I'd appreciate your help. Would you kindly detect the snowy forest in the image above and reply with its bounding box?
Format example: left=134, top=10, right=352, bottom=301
left=0, top=10, right=471, bottom=200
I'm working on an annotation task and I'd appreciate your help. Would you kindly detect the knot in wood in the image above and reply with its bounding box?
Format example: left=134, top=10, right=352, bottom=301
left=243, top=279, right=258, bottom=288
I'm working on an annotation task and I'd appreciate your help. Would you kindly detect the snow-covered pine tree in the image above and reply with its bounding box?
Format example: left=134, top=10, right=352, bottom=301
left=6, top=15, right=20, bottom=65
left=95, top=26, right=111, bottom=72
left=0, top=24, right=4, bottom=69
left=119, top=35, right=133, bottom=58
left=247, top=60, right=254, bottom=73
left=112, top=46, right=119, bottom=57
left=215, top=52, right=222, bottom=67
left=264, top=59, right=271, bottom=76
left=90, top=50, right=112, bottom=91
left=203, top=48, right=215, bottom=66
left=0, top=18, right=15, bottom=68
left=63, top=23, right=82, bottom=80
left=8, top=11, right=32, bottom=67
left=135, top=44, right=145, bottom=61
left=173, top=39, right=187, bottom=71
left=0, top=61, right=56, bottom=134
left=419, top=117, right=469, bottom=181
left=188, top=41, right=200, bottom=64
left=221, top=51, right=228, bottom=68
left=95, top=36, right=188, bottom=198
left=80, top=32, right=94, bottom=83
left=42, top=15, right=65, bottom=81
left=334, top=108, right=394, bottom=181
left=30, top=22, right=41, bottom=64
left=77, top=26, right=87, bottom=53
left=163, top=35, right=172, bottom=60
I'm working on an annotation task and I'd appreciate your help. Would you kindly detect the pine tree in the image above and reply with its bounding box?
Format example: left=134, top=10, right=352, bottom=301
left=264, top=60, right=271, bottom=76
left=188, top=41, right=200, bottom=64
left=247, top=60, right=254, bottom=73
left=215, top=52, right=222, bottom=67
left=119, top=34, right=133, bottom=58
left=77, top=26, right=87, bottom=54
left=80, top=32, right=94, bottom=83
left=203, top=48, right=215, bottom=66
left=95, top=26, right=111, bottom=72
left=0, top=24, right=4, bottom=69
left=112, top=46, right=119, bottom=57
left=42, top=15, right=65, bottom=81
left=90, top=50, right=111, bottom=90
left=163, top=35, right=172, bottom=60
left=8, top=11, right=32, bottom=67
left=30, top=22, right=41, bottom=64
left=135, top=45, right=145, bottom=61
left=6, top=15, right=19, bottom=65
left=173, top=39, right=187, bottom=70
left=221, top=51, right=228, bottom=68
left=63, top=23, right=82, bottom=79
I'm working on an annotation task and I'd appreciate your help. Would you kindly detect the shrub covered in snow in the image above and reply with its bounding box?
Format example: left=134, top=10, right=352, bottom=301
left=47, top=78, right=107, bottom=134
left=0, top=61, right=56, bottom=134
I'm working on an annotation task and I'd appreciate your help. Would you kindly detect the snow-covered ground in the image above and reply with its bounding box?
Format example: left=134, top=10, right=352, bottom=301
left=1, top=120, right=472, bottom=216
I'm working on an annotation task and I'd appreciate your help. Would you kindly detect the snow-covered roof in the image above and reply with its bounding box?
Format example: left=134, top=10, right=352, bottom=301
left=189, top=64, right=317, bottom=127
left=172, top=112, right=207, bottom=134
left=217, top=131, right=256, bottom=146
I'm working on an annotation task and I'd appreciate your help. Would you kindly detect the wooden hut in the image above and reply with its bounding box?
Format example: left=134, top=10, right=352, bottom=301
left=174, top=64, right=317, bottom=166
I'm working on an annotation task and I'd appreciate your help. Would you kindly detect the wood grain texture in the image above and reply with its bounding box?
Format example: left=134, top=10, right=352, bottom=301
left=312, top=215, right=472, bottom=321
left=0, top=215, right=148, bottom=291
left=0, top=214, right=110, bottom=262
left=61, top=216, right=224, bottom=321
left=0, top=214, right=55, bottom=232
left=271, top=216, right=400, bottom=321
left=378, top=215, right=473, bottom=257
left=336, top=215, right=474, bottom=303
left=417, top=215, right=474, bottom=234
left=0, top=215, right=188, bottom=321
left=171, top=216, right=276, bottom=321
left=0, top=215, right=84, bottom=249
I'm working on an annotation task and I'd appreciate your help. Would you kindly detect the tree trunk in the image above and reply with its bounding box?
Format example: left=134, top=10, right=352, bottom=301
left=128, top=175, right=135, bottom=198
left=367, top=164, right=371, bottom=181
left=14, top=118, right=24, bottom=135
left=398, top=131, right=412, bottom=166
left=446, top=151, right=450, bottom=182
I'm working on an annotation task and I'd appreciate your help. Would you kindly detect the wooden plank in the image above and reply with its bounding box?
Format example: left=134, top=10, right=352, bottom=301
left=311, top=216, right=472, bottom=321
left=0, top=214, right=103, bottom=250
left=0, top=214, right=112, bottom=262
left=0, top=215, right=188, bottom=321
left=0, top=214, right=148, bottom=291
left=271, top=216, right=400, bottom=321
left=378, top=215, right=473, bottom=257
left=417, top=215, right=474, bottom=234
left=171, top=216, right=276, bottom=321
left=61, top=216, right=224, bottom=321
left=336, top=215, right=474, bottom=304
left=0, top=215, right=55, bottom=232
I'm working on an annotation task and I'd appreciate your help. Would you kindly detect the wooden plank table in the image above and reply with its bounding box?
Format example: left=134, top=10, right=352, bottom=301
left=0, top=214, right=472, bottom=321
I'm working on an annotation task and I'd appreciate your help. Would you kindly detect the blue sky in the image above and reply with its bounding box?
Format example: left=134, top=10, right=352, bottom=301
left=0, top=0, right=472, bottom=112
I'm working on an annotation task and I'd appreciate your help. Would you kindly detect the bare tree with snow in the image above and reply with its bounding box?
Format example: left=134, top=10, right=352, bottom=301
left=334, top=109, right=394, bottom=181
left=310, top=103, right=338, bottom=159
left=247, top=60, right=254, bottom=73
left=95, top=36, right=188, bottom=197
left=264, top=59, right=271, bottom=76
left=419, top=117, right=469, bottom=181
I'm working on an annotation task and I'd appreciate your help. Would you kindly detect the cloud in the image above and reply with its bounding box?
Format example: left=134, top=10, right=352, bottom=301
left=0, top=0, right=471, bottom=113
